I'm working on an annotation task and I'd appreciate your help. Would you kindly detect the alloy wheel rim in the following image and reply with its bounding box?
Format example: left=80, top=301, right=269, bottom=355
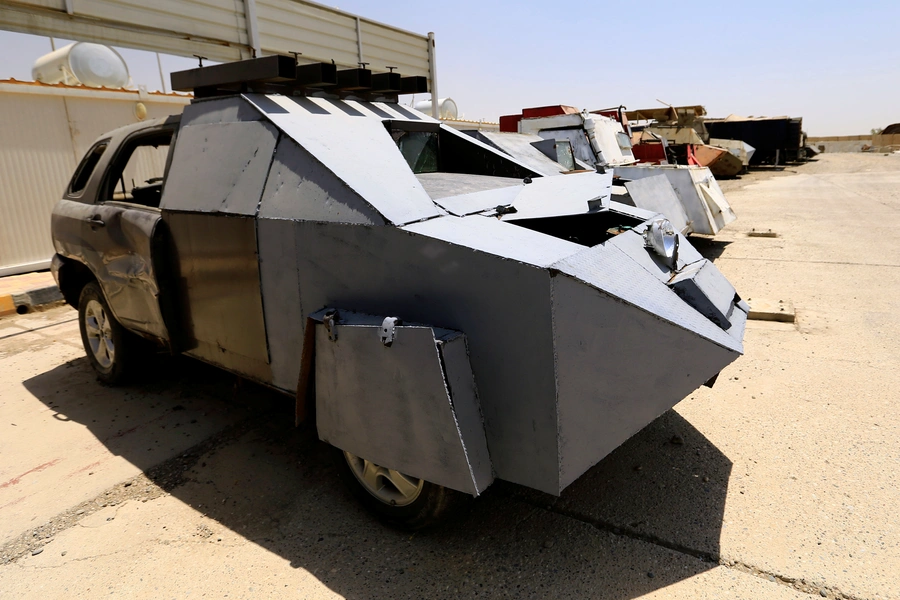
left=84, top=299, right=115, bottom=369
left=343, top=451, right=424, bottom=507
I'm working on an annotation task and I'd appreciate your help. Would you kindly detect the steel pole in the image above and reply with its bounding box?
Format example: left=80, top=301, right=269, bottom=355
left=427, top=32, right=438, bottom=119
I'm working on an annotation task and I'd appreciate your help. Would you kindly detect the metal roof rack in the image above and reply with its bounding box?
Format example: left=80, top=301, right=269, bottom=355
left=170, top=55, right=428, bottom=102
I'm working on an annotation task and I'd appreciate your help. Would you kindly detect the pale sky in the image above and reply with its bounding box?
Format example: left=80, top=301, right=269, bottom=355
left=1, top=0, right=896, bottom=135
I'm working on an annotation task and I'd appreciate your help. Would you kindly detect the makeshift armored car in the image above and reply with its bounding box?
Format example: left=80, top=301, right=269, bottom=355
left=50, top=57, right=747, bottom=528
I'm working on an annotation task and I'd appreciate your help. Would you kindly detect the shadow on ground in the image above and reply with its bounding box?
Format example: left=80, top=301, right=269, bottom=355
left=24, top=356, right=732, bottom=599
left=689, top=237, right=732, bottom=262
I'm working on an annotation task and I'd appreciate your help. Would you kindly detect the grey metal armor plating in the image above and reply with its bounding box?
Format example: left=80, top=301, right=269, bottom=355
left=52, top=83, right=746, bottom=499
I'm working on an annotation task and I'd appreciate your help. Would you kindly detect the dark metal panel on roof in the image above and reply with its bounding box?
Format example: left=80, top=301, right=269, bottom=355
left=160, top=121, right=279, bottom=215
left=171, top=55, right=298, bottom=92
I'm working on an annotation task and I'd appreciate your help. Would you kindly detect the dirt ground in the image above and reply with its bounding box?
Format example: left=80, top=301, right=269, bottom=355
left=1, top=153, right=898, bottom=599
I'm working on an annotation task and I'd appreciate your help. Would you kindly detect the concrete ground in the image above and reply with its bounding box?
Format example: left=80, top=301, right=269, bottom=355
left=0, top=153, right=897, bottom=599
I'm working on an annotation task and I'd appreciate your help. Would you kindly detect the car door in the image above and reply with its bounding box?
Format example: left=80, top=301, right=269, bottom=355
left=65, top=120, right=179, bottom=343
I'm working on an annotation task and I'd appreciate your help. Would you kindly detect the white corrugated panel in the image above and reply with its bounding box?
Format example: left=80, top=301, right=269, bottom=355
left=75, top=0, right=250, bottom=48
left=0, top=81, right=189, bottom=276
left=1, top=1, right=431, bottom=77
left=0, top=0, right=249, bottom=60
left=257, top=0, right=360, bottom=67
left=358, top=20, right=429, bottom=76
left=0, top=92, right=74, bottom=274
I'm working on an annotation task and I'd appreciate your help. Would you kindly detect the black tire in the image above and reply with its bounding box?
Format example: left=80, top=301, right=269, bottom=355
left=77, top=282, right=140, bottom=385
left=331, top=446, right=467, bottom=530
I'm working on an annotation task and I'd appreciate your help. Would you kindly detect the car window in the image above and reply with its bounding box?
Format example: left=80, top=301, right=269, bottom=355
left=102, top=130, right=174, bottom=208
left=69, top=141, right=108, bottom=196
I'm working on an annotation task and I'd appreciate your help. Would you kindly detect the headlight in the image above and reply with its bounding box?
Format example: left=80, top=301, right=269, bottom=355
left=643, top=218, right=678, bottom=268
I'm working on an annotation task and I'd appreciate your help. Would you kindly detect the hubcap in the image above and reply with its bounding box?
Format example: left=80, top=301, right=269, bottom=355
left=84, top=299, right=115, bottom=369
left=343, top=452, right=424, bottom=507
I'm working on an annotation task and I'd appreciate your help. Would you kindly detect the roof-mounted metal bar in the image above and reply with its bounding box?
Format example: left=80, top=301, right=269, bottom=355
left=401, top=76, right=429, bottom=95
left=296, top=63, right=337, bottom=88
left=336, top=68, right=373, bottom=91
left=170, top=56, right=427, bottom=101
left=171, top=55, right=296, bottom=92
left=371, top=72, right=402, bottom=93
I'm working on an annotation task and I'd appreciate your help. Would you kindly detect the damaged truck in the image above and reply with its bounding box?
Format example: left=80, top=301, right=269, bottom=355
left=50, top=56, right=747, bottom=528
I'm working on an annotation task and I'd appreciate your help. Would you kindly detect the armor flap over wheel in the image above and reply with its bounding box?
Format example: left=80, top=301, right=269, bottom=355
left=311, top=309, right=493, bottom=497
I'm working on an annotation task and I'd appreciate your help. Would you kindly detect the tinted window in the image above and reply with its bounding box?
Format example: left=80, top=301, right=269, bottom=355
left=69, top=141, right=108, bottom=195
left=392, top=130, right=439, bottom=174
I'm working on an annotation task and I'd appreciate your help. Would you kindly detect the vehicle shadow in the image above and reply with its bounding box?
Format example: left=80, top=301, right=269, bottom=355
left=24, top=357, right=732, bottom=599
left=690, top=237, right=732, bottom=262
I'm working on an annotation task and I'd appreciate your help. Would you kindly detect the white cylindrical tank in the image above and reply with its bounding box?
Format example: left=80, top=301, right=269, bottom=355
left=413, top=98, right=459, bottom=120
left=32, top=42, right=130, bottom=88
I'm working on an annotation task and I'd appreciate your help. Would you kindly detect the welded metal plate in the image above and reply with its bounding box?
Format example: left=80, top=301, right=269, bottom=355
left=467, top=131, right=570, bottom=175
left=402, top=215, right=583, bottom=268
left=258, top=136, right=385, bottom=224
left=433, top=186, right=522, bottom=217
left=614, top=166, right=727, bottom=235
left=289, top=222, right=560, bottom=494
left=502, top=171, right=612, bottom=220
left=550, top=273, right=739, bottom=490
left=668, top=259, right=737, bottom=329
left=552, top=240, right=742, bottom=353
left=314, top=318, right=492, bottom=495
left=161, top=121, right=278, bottom=215
left=257, top=218, right=303, bottom=391
left=623, top=175, right=690, bottom=234
left=691, top=169, right=737, bottom=232
left=244, top=94, right=442, bottom=226
left=162, top=211, right=271, bottom=371
left=180, top=96, right=264, bottom=126
left=416, top=172, right=523, bottom=201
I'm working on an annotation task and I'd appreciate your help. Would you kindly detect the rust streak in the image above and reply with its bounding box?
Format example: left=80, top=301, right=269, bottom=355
left=0, top=459, right=62, bottom=489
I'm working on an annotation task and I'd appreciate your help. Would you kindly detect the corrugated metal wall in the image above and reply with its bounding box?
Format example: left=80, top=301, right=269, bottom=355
left=0, top=82, right=189, bottom=276
left=0, top=0, right=432, bottom=77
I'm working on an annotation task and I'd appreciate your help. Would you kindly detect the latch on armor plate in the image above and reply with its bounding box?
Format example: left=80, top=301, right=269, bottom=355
left=323, top=309, right=339, bottom=341
left=380, top=317, right=400, bottom=347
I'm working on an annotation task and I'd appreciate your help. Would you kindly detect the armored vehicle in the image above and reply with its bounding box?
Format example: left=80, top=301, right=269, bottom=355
left=51, top=57, right=747, bottom=528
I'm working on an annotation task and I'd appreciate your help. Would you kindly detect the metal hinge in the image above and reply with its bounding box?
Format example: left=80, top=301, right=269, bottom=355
left=323, top=309, right=339, bottom=342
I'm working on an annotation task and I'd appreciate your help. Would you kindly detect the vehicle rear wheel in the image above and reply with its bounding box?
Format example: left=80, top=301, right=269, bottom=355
left=333, top=447, right=466, bottom=530
left=78, top=282, right=139, bottom=384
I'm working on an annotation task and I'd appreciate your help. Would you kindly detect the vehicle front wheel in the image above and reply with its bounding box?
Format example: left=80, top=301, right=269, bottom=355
left=333, top=447, right=466, bottom=530
left=78, top=282, right=139, bottom=384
